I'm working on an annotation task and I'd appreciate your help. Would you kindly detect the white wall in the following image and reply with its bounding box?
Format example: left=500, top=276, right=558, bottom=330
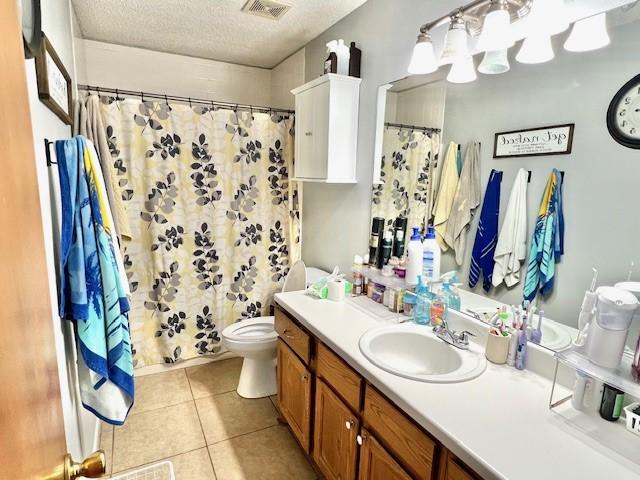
left=441, top=20, right=640, bottom=327
left=393, top=82, right=447, bottom=130
left=76, top=39, right=305, bottom=109
left=26, top=0, right=97, bottom=460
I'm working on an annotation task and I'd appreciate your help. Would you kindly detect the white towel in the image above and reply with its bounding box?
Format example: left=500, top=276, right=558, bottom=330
left=492, top=168, right=528, bottom=287
left=444, top=142, right=481, bottom=265
left=433, top=142, right=459, bottom=251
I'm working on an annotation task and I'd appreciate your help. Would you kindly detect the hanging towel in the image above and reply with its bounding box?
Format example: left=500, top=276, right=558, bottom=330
left=433, top=142, right=459, bottom=250
left=56, top=136, right=134, bottom=425
left=444, top=141, right=482, bottom=265
left=75, top=95, right=132, bottom=242
left=469, top=170, right=503, bottom=292
left=492, top=168, right=528, bottom=287
left=523, top=169, right=564, bottom=302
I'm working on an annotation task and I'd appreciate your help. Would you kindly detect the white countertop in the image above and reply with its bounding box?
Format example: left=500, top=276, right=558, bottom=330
left=275, top=291, right=640, bottom=480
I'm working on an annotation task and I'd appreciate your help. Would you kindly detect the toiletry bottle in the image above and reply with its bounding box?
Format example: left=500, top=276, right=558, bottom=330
left=415, top=277, right=429, bottom=325
left=324, top=40, right=338, bottom=74
left=335, top=39, right=350, bottom=75
left=571, top=371, right=589, bottom=411
left=506, top=310, right=519, bottom=367
left=443, top=281, right=461, bottom=311
left=352, top=255, right=363, bottom=296
left=422, top=226, right=441, bottom=282
left=406, top=227, right=423, bottom=285
left=348, top=41, right=361, bottom=78
left=430, top=291, right=446, bottom=327
left=362, top=253, right=369, bottom=296
left=599, top=384, right=625, bottom=422
left=531, top=310, right=543, bottom=344
left=515, top=320, right=528, bottom=370
left=392, top=217, right=408, bottom=258
left=377, top=230, right=393, bottom=269
left=633, top=333, right=640, bottom=381
left=369, top=217, right=385, bottom=267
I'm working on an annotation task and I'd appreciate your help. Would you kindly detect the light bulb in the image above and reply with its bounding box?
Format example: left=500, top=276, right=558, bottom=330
left=516, top=33, right=554, bottom=64
left=440, top=17, right=469, bottom=65
left=564, top=12, right=610, bottom=52
left=478, top=49, right=510, bottom=74
left=408, top=32, right=438, bottom=74
left=447, top=56, right=477, bottom=84
left=478, top=1, right=514, bottom=52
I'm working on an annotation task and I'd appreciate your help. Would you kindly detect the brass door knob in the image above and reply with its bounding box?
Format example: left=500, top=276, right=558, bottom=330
left=65, top=450, right=106, bottom=479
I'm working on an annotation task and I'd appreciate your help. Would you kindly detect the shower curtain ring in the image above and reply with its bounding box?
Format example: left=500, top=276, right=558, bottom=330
left=141, top=91, right=145, bottom=102
left=188, top=97, right=192, bottom=107
left=115, top=88, right=121, bottom=101
left=164, top=94, right=169, bottom=106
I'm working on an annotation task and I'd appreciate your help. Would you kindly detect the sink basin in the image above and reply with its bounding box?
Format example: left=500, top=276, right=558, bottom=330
left=359, top=324, right=486, bottom=383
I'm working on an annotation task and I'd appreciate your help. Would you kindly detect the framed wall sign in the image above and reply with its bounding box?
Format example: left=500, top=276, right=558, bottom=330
left=493, top=123, right=574, bottom=158
left=35, top=34, right=72, bottom=125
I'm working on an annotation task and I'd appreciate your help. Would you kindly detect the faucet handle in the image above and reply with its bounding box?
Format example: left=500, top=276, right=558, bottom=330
left=458, top=330, right=475, bottom=343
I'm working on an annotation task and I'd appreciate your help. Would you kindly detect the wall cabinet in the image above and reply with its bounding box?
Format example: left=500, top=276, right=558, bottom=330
left=291, top=74, right=361, bottom=183
left=275, top=306, right=483, bottom=480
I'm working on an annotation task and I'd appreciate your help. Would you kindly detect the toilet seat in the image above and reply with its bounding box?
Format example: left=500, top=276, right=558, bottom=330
left=222, top=316, right=276, bottom=343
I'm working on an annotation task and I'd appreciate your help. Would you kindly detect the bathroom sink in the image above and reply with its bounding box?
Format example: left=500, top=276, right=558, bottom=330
left=359, top=324, right=486, bottom=383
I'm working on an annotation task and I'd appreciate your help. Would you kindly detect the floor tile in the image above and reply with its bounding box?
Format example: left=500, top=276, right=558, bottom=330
left=209, top=425, right=315, bottom=480
left=196, top=391, right=278, bottom=444
left=132, top=369, right=193, bottom=414
left=100, top=422, right=114, bottom=475
left=186, top=358, right=243, bottom=399
left=111, top=448, right=216, bottom=480
left=112, top=401, right=205, bottom=472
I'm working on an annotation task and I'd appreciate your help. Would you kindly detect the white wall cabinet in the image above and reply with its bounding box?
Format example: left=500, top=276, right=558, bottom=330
left=291, top=74, right=361, bottom=183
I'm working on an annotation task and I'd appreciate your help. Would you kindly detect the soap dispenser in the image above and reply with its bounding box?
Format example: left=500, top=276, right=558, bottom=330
left=406, top=227, right=423, bottom=285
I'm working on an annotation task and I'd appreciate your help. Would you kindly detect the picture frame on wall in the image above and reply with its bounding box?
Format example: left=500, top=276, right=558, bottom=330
left=35, top=34, right=73, bottom=126
left=493, top=123, right=575, bottom=159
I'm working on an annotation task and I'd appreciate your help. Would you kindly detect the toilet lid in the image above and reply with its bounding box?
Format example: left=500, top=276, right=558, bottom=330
left=222, top=316, right=276, bottom=342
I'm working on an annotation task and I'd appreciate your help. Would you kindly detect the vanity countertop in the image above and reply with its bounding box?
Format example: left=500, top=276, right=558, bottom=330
left=275, top=290, right=640, bottom=480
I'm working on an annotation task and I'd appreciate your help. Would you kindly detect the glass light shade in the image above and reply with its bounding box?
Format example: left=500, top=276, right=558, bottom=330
left=564, top=12, right=610, bottom=52
left=478, top=7, right=514, bottom=51
left=525, top=0, right=569, bottom=36
left=447, top=56, right=477, bottom=84
left=516, top=33, right=554, bottom=64
left=440, top=20, right=469, bottom=65
left=478, top=49, right=510, bottom=74
left=408, top=34, right=438, bottom=74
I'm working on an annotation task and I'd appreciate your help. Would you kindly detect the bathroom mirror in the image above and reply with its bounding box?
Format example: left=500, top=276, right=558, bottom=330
left=368, top=3, right=640, bottom=352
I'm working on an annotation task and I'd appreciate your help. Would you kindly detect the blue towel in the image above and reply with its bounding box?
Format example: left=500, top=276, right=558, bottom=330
left=523, top=169, right=564, bottom=301
left=56, top=136, right=134, bottom=425
left=469, top=170, right=503, bottom=292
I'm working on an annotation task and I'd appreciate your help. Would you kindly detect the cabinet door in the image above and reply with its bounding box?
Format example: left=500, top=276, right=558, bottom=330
left=358, top=429, right=412, bottom=480
left=277, top=339, right=312, bottom=453
left=313, top=379, right=359, bottom=480
left=294, top=84, right=329, bottom=180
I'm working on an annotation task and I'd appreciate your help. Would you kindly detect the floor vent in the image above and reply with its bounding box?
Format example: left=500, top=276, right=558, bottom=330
left=241, top=0, right=291, bottom=20
left=110, top=461, right=175, bottom=480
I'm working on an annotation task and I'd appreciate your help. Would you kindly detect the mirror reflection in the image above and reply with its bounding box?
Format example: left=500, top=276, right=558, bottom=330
left=366, top=4, right=640, bottom=352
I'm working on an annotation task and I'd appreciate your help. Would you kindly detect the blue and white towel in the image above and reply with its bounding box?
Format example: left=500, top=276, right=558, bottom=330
left=56, top=136, right=134, bottom=425
left=523, top=169, right=564, bottom=302
left=469, top=170, right=503, bottom=292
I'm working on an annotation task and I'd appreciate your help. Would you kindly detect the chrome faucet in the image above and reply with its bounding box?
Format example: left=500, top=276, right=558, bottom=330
left=433, top=320, right=475, bottom=350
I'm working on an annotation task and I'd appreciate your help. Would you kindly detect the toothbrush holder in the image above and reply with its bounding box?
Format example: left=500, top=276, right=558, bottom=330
left=485, top=331, right=511, bottom=364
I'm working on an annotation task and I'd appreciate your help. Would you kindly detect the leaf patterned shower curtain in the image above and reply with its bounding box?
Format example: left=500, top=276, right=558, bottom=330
left=97, top=96, right=300, bottom=367
left=371, top=128, right=441, bottom=232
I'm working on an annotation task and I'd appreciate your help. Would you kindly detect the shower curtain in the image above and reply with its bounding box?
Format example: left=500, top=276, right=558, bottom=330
left=371, top=128, right=441, bottom=232
left=97, top=96, right=300, bottom=367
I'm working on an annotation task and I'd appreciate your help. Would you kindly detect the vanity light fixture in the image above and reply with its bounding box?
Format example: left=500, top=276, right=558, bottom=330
left=478, top=49, right=510, bottom=74
left=447, top=55, right=477, bottom=83
left=440, top=15, right=469, bottom=65
left=525, top=0, right=569, bottom=36
left=408, top=31, right=438, bottom=74
left=564, top=12, right=610, bottom=52
left=477, top=0, right=514, bottom=52
left=516, top=32, right=554, bottom=64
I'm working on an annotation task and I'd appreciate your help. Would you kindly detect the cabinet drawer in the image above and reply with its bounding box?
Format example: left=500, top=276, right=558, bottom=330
left=317, top=342, right=362, bottom=412
left=275, top=308, right=311, bottom=365
left=363, top=386, right=436, bottom=480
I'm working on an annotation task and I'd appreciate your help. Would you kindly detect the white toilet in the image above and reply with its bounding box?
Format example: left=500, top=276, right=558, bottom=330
left=221, top=260, right=314, bottom=398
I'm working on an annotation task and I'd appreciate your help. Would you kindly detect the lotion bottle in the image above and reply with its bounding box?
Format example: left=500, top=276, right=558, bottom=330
left=422, top=226, right=440, bottom=282
left=406, top=227, right=423, bottom=285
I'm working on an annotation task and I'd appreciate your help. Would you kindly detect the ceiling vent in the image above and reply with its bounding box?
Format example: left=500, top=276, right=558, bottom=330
left=241, top=0, right=291, bottom=20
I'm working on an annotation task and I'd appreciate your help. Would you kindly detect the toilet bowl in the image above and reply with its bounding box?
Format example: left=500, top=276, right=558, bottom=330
left=221, top=316, right=278, bottom=398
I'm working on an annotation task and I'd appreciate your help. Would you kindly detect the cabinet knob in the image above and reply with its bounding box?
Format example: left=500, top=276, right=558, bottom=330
left=302, top=374, right=308, bottom=381
left=345, top=420, right=354, bottom=430
left=356, top=434, right=365, bottom=446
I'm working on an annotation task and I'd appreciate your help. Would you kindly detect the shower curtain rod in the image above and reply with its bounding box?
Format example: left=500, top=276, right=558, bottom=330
left=384, top=122, right=441, bottom=134
left=77, top=84, right=295, bottom=114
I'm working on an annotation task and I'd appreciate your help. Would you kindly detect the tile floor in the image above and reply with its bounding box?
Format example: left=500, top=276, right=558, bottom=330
left=101, top=358, right=317, bottom=480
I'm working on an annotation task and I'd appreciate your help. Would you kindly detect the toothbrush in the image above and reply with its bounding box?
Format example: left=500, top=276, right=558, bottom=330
left=515, top=319, right=528, bottom=370
left=531, top=310, right=543, bottom=345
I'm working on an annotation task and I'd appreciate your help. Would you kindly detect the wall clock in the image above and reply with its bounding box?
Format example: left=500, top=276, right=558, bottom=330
left=21, top=0, right=42, bottom=59
left=607, top=73, right=640, bottom=149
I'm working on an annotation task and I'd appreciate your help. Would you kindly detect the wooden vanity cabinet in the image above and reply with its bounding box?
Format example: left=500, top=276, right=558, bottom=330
left=358, top=428, right=412, bottom=480
left=276, top=339, right=312, bottom=453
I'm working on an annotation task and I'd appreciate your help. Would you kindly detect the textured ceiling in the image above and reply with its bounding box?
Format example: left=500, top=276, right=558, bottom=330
left=71, top=0, right=368, bottom=68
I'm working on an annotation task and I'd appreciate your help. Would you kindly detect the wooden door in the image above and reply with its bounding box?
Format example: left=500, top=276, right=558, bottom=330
left=277, top=339, right=312, bottom=453
left=0, top=1, right=68, bottom=477
left=313, top=379, right=359, bottom=480
left=358, top=429, right=412, bottom=480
